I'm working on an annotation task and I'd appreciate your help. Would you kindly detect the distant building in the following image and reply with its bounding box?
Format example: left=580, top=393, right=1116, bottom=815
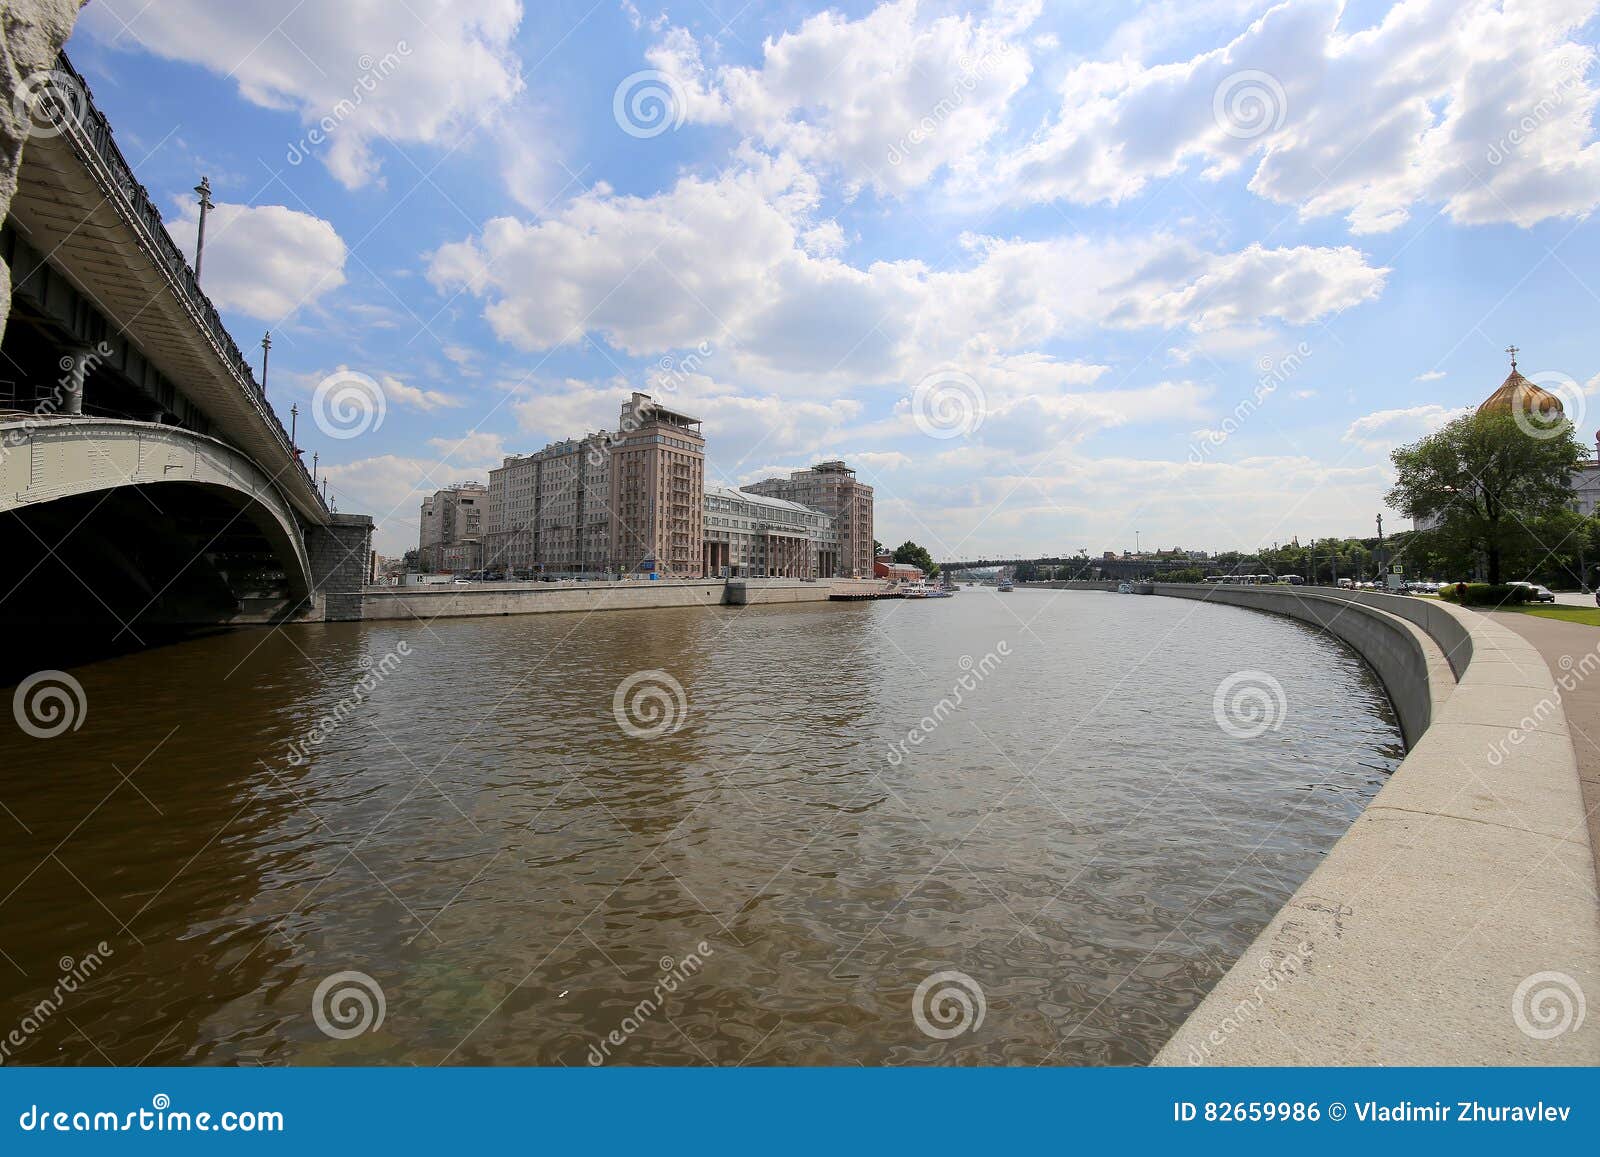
left=874, top=553, right=923, bottom=581
left=743, top=460, right=874, bottom=577
left=704, top=484, right=838, bottom=577
left=418, top=482, right=487, bottom=572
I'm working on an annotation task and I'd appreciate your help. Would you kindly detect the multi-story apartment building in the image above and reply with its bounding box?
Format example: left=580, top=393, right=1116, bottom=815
left=608, top=392, right=705, bottom=577
left=417, top=482, right=487, bottom=572
left=483, top=393, right=705, bottom=578
left=483, top=433, right=611, bottom=578
left=703, top=484, right=839, bottom=578
left=742, top=460, right=874, bottom=577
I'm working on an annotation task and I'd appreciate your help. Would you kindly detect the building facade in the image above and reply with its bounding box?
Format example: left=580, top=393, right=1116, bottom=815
left=608, top=392, right=705, bottom=577
left=742, top=460, right=874, bottom=577
left=703, top=484, right=839, bottom=577
left=418, top=482, right=487, bottom=572
left=484, top=433, right=612, bottom=578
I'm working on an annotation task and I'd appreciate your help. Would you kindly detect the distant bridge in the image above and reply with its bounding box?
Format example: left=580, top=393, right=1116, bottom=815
left=2, top=53, right=371, bottom=663
left=940, top=556, right=1232, bottom=580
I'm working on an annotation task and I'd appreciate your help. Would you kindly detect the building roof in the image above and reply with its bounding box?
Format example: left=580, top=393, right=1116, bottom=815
left=711, top=482, right=817, bottom=516
left=1478, top=366, right=1564, bottom=423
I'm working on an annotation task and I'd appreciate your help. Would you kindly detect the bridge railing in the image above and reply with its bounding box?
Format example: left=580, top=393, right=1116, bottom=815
left=47, top=53, right=326, bottom=517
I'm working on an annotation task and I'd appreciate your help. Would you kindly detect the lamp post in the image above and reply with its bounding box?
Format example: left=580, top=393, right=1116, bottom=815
left=289, top=402, right=299, bottom=450
left=192, top=176, right=213, bottom=280
left=260, top=331, right=271, bottom=392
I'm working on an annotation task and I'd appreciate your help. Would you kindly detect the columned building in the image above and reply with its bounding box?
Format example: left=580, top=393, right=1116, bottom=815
left=742, top=460, right=874, bottom=577
left=418, top=482, right=487, bottom=572
left=703, top=484, right=838, bottom=577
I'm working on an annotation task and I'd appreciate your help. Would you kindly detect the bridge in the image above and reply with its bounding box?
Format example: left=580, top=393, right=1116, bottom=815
left=940, top=556, right=1236, bottom=581
left=1, top=49, right=372, bottom=668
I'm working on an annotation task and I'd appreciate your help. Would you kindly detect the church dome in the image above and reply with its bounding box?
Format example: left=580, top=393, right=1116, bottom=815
left=1477, top=352, right=1564, bottom=424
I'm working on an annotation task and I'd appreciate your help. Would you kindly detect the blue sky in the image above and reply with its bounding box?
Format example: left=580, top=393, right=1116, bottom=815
left=66, top=0, right=1600, bottom=558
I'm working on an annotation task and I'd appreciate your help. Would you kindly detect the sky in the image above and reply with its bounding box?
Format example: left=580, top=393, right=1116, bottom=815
left=64, top=0, right=1600, bottom=559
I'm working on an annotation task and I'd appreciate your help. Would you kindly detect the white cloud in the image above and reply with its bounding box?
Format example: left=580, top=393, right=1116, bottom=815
left=1414, top=370, right=1446, bottom=382
left=1342, top=403, right=1469, bottom=452
left=84, top=0, right=525, bottom=190
left=380, top=374, right=463, bottom=413
left=165, top=200, right=346, bottom=319
left=427, top=155, right=1387, bottom=393
left=993, top=0, right=1600, bottom=232
left=644, top=0, right=1036, bottom=195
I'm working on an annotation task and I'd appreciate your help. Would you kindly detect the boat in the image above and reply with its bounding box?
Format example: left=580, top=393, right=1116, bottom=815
left=901, top=582, right=928, bottom=599
left=997, top=580, right=1014, bottom=592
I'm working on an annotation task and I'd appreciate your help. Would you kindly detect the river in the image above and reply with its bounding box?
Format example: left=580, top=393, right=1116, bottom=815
left=0, top=587, right=1401, bottom=1065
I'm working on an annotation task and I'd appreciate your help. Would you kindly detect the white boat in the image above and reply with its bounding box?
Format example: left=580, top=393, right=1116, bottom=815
left=902, top=582, right=928, bottom=599
left=997, top=580, right=1014, bottom=592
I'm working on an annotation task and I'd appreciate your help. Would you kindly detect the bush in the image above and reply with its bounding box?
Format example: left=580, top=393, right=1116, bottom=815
left=1436, top=582, right=1533, bottom=606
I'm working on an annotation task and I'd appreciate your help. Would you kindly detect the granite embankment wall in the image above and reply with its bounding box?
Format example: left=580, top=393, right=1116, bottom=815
left=359, top=577, right=870, bottom=622
left=1095, top=583, right=1600, bottom=1064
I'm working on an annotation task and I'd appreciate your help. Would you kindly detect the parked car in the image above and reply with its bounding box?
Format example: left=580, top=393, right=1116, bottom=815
left=1511, top=581, right=1556, bottom=603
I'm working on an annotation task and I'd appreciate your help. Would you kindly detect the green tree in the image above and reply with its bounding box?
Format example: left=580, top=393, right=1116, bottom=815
left=892, top=540, right=938, bottom=577
left=1388, top=410, right=1586, bottom=585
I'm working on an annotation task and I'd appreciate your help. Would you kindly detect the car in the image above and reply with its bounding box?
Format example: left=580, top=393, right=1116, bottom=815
left=1512, top=581, right=1556, bottom=603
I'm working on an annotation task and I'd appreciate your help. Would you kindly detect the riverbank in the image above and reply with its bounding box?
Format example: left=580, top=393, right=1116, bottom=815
left=1024, top=583, right=1600, bottom=1064
left=359, top=577, right=888, bottom=622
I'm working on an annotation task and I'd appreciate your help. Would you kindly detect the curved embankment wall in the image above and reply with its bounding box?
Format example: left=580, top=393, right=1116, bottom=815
left=1083, top=584, right=1600, bottom=1064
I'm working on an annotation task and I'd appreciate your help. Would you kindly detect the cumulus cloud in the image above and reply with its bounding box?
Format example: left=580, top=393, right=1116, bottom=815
left=165, top=200, right=347, bottom=319
left=426, top=154, right=1387, bottom=392
left=1342, top=403, right=1470, bottom=452
left=992, top=0, right=1600, bottom=232
left=84, top=0, right=525, bottom=189
left=642, top=0, right=1036, bottom=195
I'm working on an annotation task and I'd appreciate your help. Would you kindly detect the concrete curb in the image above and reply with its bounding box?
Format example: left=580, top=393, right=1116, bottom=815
left=1138, top=585, right=1600, bottom=1065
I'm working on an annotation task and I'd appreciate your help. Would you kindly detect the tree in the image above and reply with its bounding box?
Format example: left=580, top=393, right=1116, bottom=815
left=1388, top=410, right=1586, bottom=585
left=892, top=540, right=938, bottom=577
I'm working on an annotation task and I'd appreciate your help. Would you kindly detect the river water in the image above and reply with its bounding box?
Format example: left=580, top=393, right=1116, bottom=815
left=0, top=588, right=1401, bottom=1066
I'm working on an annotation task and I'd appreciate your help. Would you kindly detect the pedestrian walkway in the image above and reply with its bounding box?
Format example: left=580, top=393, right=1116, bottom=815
left=1490, top=610, right=1600, bottom=894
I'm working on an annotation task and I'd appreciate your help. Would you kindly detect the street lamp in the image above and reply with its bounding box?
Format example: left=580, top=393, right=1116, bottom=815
left=192, top=176, right=213, bottom=280
left=289, top=402, right=299, bottom=450
left=260, top=331, right=271, bottom=392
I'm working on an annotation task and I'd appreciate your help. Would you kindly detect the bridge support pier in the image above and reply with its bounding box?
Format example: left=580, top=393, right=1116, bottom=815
left=307, top=514, right=374, bottom=622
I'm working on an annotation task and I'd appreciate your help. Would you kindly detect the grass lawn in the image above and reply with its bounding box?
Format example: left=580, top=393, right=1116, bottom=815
left=1489, top=604, right=1600, bottom=627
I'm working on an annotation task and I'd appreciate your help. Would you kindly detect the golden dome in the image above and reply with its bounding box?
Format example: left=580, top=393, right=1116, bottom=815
left=1477, top=366, right=1564, bottom=422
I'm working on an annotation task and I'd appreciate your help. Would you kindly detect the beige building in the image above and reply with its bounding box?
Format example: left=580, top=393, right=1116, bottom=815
left=484, top=433, right=612, bottom=577
left=418, top=482, right=487, bottom=572
left=703, top=484, right=839, bottom=577
left=484, top=392, right=706, bottom=578
left=609, top=392, right=705, bottom=577
left=743, top=460, right=874, bottom=577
